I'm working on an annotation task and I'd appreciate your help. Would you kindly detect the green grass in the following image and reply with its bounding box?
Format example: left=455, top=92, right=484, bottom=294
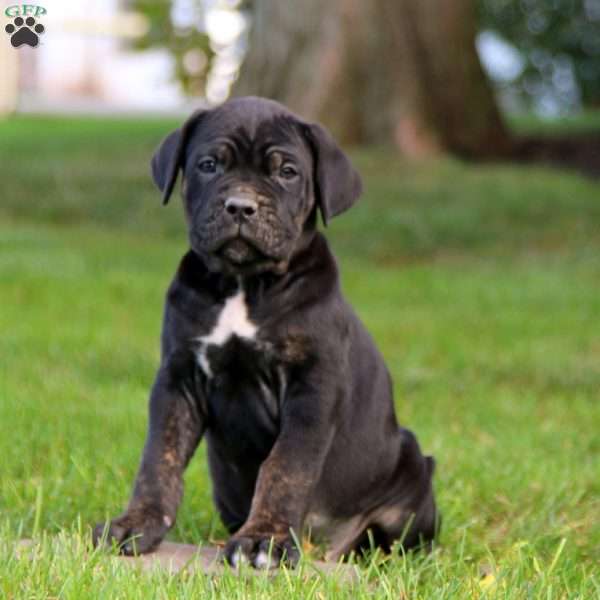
left=509, top=110, right=600, bottom=135
left=0, top=116, right=599, bottom=598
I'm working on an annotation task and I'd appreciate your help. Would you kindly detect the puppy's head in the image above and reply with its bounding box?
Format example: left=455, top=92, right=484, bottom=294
left=151, top=97, right=362, bottom=276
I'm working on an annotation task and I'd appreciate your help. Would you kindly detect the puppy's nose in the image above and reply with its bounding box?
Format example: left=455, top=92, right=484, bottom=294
left=225, top=194, right=258, bottom=219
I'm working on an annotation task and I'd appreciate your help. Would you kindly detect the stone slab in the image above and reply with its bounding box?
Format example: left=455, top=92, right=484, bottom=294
left=17, top=539, right=357, bottom=580
left=118, top=541, right=355, bottom=578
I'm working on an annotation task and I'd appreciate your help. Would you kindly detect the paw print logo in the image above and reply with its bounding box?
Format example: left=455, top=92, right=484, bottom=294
left=5, top=16, right=45, bottom=48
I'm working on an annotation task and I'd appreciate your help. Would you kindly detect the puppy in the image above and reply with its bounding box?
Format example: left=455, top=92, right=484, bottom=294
left=93, top=97, right=438, bottom=568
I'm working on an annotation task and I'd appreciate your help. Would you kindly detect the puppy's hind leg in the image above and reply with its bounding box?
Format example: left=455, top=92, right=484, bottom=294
left=353, top=429, right=440, bottom=557
left=371, top=454, right=439, bottom=554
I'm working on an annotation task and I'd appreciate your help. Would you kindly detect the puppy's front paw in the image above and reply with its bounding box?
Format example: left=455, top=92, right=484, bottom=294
left=223, top=535, right=300, bottom=569
left=92, top=508, right=173, bottom=555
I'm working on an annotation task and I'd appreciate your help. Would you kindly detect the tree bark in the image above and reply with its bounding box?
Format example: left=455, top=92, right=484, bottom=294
left=234, top=0, right=513, bottom=158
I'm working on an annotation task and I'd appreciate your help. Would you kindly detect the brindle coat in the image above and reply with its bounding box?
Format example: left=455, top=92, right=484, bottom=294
left=93, top=97, right=438, bottom=568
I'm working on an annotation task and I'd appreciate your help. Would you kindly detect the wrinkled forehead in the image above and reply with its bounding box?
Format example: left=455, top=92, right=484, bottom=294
left=190, top=101, right=311, bottom=159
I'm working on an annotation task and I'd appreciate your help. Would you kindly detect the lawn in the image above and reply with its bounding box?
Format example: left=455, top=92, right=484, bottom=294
left=0, top=116, right=599, bottom=598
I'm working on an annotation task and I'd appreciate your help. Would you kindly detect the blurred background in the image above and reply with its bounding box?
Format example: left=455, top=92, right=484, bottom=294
left=1, top=1, right=599, bottom=596
left=3, top=0, right=600, bottom=172
left=1, top=2, right=600, bottom=122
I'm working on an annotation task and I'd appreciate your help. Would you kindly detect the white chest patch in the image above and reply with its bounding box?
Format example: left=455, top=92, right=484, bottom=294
left=196, top=287, right=257, bottom=377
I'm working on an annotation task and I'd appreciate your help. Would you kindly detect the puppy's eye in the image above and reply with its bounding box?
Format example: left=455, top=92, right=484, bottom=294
left=198, top=158, right=217, bottom=174
left=279, top=164, right=298, bottom=179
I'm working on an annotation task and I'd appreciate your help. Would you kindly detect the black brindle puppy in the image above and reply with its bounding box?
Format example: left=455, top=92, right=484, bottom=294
left=93, top=96, right=438, bottom=568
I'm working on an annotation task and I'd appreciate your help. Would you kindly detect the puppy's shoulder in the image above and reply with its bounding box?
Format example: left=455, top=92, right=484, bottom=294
left=275, top=234, right=353, bottom=351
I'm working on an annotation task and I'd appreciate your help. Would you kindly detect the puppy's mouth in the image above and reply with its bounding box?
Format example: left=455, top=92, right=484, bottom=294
left=193, top=222, right=293, bottom=275
left=217, top=237, right=262, bottom=265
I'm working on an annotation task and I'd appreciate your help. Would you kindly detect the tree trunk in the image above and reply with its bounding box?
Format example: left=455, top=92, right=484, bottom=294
left=234, top=0, right=513, bottom=158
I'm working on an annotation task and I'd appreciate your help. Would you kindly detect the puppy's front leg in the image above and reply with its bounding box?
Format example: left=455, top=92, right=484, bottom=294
left=224, top=377, right=336, bottom=569
left=93, top=363, right=205, bottom=555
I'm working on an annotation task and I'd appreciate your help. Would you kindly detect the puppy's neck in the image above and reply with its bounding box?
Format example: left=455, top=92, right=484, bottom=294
left=180, top=228, right=331, bottom=305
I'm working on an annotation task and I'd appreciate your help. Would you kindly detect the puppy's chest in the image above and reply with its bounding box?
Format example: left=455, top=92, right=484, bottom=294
left=194, top=288, right=272, bottom=380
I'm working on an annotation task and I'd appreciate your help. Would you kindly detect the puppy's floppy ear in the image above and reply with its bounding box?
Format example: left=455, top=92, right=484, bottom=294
left=302, top=122, right=363, bottom=225
left=151, top=109, right=207, bottom=205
